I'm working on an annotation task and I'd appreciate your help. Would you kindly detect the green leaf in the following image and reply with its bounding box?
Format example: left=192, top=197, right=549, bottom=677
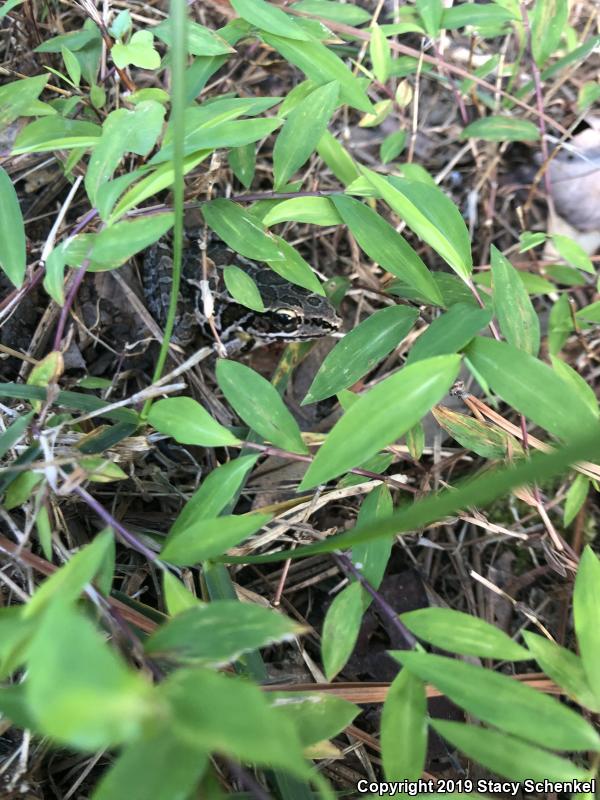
left=92, top=730, right=207, bottom=800
left=273, top=81, right=339, bottom=189
left=161, top=513, right=271, bottom=566
left=300, top=355, right=461, bottom=489
left=162, top=570, right=200, bottom=616
left=317, top=131, right=360, bottom=185
left=576, top=300, right=600, bottom=324
left=361, top=169, right=473, bottom=280
left=551, top=233, right=595, bottom=273
left=465, top=337, right=599, bottom=442
left=547, top=292, right=573, bottom=355
left=332, top=194, right=443, bottom=306
left=268, top=691, right=359, bottom=747
left=170, top=456, right=258, bottom=537
left=85, top=102, right=166, bottom=205
left=145, top=601, right=304, bottom=665
left=0, top=608, right=35, bottom=679
left=442, top=3, right=517, bottom=32
left=292, top=0, right=370, bottom=24
left=223, top=265, right=265, bottom=311
left=380, top=130, right=407, bottom=164
left=322, top=582, right=364, bottom=680
left=231, top=0, right=309, bottom=39
left=381, top=669, right=427, bottom=781
left=112, top=30, right=160, bottom=69
left=431, top=720, right=593, bottom=783
left=202, top=199, right=285, bottom=262
left=573, top=546, right=600, bottom=707
left=154, top=18, right=235, bottom=55
left=228, top=142, right=256, bottom=189
left=26, top=603, right=155, bottom=750
left=394, top=650, right=600, bottom=751
left=25, top=531, right=114, bottom=617
left=416, top=0, right=443, bottom=36
left=303, top=306, right=418, bottom=404
left=64, top=214, right=174, bottom=271
left=491, top=245, right=540, bottom=355
left=401, top=608, right=530, bottom=660
left=35, top=22, right=100, bottom=53
left=460, top=116, right=540, bottom=141
left=352, top=484, right=393, bottom=593
left=43, top=242, right=67, bottom=304
left=0, top=74, right=48, bottom=128
left=523, top=631, right=600, bottom=712
left=432, top=405, right=515, bottom=459
left=531, top=0, right=568, bottom=67
left=370, top=23, right=392, bottom=83
left=0, top=411, right=33, bottom=460
left=216, top=360, right=307, bottom=454
left=262, top=33, right=373, bottom=113
left=563, top=474, right=590, bottom=527
left=160, top=668, right=308, bottom=776
left=577, top=81, right=600, bottom=112
left=148, top=397, right=240, bottom=447
left=4, top=471, right=43, bottom=510
left=266, top=236, right=325, bottom=295
left=12, top=117, right=101, bottom=154
left=0, top=0, right=24, bottom=19
left=0, top=166, right=26, bottom=288
left=61, top=46, right=81, bottom=86
left=263, top=196, right=342, bottom=227
left=406, top=303, right=491, bottom=365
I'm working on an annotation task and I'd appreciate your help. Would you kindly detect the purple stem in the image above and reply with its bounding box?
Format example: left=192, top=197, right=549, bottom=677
left=52, top=261, right=88, bottom=351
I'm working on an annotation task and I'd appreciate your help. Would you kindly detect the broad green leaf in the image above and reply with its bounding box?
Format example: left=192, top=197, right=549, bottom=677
left=576, top=300, right=600, bottom=324
left=95, top=170, right=144, bottom=223
left=431, top=720, right=593, bottom=783
left=442, top=3, right=517, bottom=32
left=551, top=234, right=595, bottom=274
left=531, top=0, right=568, bottom=67
left=162, top=570, right=200, bottom=616
left=573, top=547, right=600, bottom=706
left=268, top=692, right=359, bottom=747
left=267, top=236, right=325, bottom=295
left=35, top=22, right=100, bottom=52
left=381, top=669, right=427, bottom=781
left=358, top=99, right=392, bottom=128
left=263, top=196, right=342, bottom=227
left=332, top=194, right=443, bottom=306
left=43, top=242, right=68, bottom=304
left=322, top=582, right=364, bottom=680
left=300, top=355, right=461, bottom=489
left=380, top=130, right=407, bottom=164
left=370, top=23, right=391, bottom=83
left=460, top=116, right=540, bottom=141
left=432, top=405, right=515, bottom=459
left=160, top=668, right=308, bottom=775
left=292, top=0, right=371, bottom=24
left=0, top=411, right=33, bottom=460
left=491, top=246, right=540, bottom=355
left=216, top=360, right=307, bottom=454
left=317, top=131, right=360, bottom=185
left=25, top=531, right=114, bottom=617
left=92, top=731, right=208, bottom=800
left=0, top=608, right=35, bottom=679
left=273, top=81, right=339, bottom=189
left=523, top=631, right=600, bottom=712
left=12, top=117, right=101, bottom=154
left=145, top=601, right=304, bottom=665
left=85, top=102, right=165, bottom=205
left=26, top=603, right=155, bottom=750
left=547, top=292, right=572, bottom=355
left=148, top=397, right=240, bottom=448
left=416, top=0, right=443, bottom=36
left=64, top=214, right=174, bottom=271
left=0, top=166, right=26, bottom=288
left=303, top=306, right=418, bottom=404
left=406, top=303, right=491, bottom=365
left=551, top=356, right=598, bottom=418
left=563, top=474, right=590, bottom=527
left=401, top=608, right=530, bottom=660
left=0, top=383, right=137, bottom=424
left=0, top=74, right=47, bottom=128
left=170, top=456, right=258, bottom=536
left=223, top=265, right=265, bottom=311
left=465, top=337, right=599, bottom=441
left=262, top=33, right=373, bottom=113
left=61, top=46, right=81, bottom=86
left=161, top=513, right=271, bottom=565
left=202, top=199, right=285, bottom=262
left=231, top=0, right=309, bottom=39
left=154, top=18, right=235, bottom=55
left=112, top=30, right=160, bottom=69
left=577, top=81, right=600, bottom=112
left=361, top=168, right=473, bottom=280
left=352, top=484, right=393, bottom=594
left=0, top=0, right=24, bottom=18
left=5, top=472, right=43, bottom=510
left=108, top=151, right=210, bottom=223
left=228, top=142, right=256, bottom=188
left=394, top=650, right=600, bottom=751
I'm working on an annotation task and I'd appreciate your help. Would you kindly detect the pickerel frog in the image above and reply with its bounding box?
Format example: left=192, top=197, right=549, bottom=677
left=143, top=234, right=342, bottom=350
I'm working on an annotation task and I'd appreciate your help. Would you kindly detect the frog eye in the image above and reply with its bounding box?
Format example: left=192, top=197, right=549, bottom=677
left=273, top=307, right=300, bottom=321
